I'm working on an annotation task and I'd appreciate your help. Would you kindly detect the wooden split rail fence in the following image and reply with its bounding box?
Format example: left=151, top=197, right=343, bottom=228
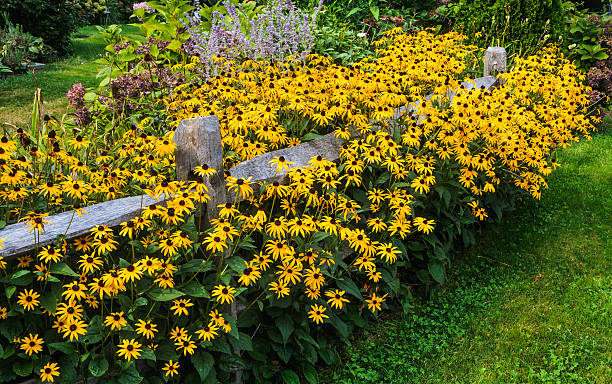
left=0, top=47, right=506, bottom=384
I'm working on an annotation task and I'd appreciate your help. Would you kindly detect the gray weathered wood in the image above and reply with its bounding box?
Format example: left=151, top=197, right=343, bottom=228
left=484, top=46, right=507, bottom=77
left=228, top=133, right=342, bottom=186
left=175, top=115, right=227, bottom=226
left=0, top=194, right=161, bottom=259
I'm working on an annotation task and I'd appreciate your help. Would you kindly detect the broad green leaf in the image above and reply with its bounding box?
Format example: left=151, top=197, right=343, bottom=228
left=13, top=360, right=32, bottom=376
left=89, top=355, right=109, bottom=377
left=5, top=285, right=16, bottom=299
left=10, top=270, right=32, bottom=286
left=281, top=369, right=300, bottom=384
left=40, top=289, right=61, bottom=313
left=275, top=314, right=294, bottom=345
left=140, top=347, right=156, bottom=360
left=181, top=281, right=210, bottom=298
left=146, top=287, right=184, bottom=301
left=428, top=261, right=446, bottom=284
left=302, top=363, right=318, bottom=384
left=49, top=262, right=78, bottom=277
left=118, top=364, right=143, bottom=384
left=337, top=277, right=363, bottom=301
left=229, top=332, right=253, bottom=351
left=48, top=342, right=76, bottom=355
left=192, top=351, right=215, bottom=382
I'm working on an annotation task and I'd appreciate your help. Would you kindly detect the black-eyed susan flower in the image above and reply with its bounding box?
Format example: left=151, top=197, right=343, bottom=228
left=195, top=322, right=219, bottom=341
left=366, top=292, right=388, bottom=313
left=135, top=319, right=158, bottom=339
left=20, top=333, right=44, bottom=355
left=175, top=335, right=197, bottom=356
left=62, top=281, right=88, bottom=302
left=307, top=304, right=328, bottom=324
left=17, top=289, right=40, bottom=311
left=162, top=360, right=180, bottom=377
left=325, top=289, right=350, bottom=310
left=78, top=254, right=102, bottom=274
left=170, top=299, right=193, bottom=316
left=104, top=312, right=127, bottom=331
left=211, top=285, right=236, bottom=304
left=117, top=339, right=142, bottom=361
left=39, top=362, right=60, bottom=383
left=62, top=318, right=87, bottom=341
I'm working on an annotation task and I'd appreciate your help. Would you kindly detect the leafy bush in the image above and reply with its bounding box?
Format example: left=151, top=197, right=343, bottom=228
left=0, top=13, right=44, bottom=71
left=454, top=0, right=565, bottom=55
left=562, top=2, right=610, bottom=70
left=586, top=14, right=612, bottom=105
left=0, top=0, right=81, bottom=56
left=0, top=25, right=598, bottom=384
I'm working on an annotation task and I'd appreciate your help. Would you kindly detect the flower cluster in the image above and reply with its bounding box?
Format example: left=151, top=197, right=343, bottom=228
left=184, top=0, right=323, bottom=73
left=0, top=29, right=598, bottom=382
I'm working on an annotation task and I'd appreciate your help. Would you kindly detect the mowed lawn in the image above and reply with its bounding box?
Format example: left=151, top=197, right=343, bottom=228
left=326, top=124, right=612, bottom=384
left=0, top=25, right=140, bottom=130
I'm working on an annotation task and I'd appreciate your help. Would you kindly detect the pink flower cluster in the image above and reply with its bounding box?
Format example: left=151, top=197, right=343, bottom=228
left=133, top=2, right=154, bottom=12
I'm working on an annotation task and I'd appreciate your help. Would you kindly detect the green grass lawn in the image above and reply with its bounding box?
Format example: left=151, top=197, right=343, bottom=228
left=325, top=124, right=612, bottom=383
left=0, top=24, right=140, bottom=130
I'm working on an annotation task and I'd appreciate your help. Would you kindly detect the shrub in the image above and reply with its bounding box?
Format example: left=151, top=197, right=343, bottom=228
left=0, top=0, right=80, bottom=56
left=0, top=28, right=598, bottom=383
left=454, top=0, right=565, bottom=55
left=0, top=13, right=44, bottom=71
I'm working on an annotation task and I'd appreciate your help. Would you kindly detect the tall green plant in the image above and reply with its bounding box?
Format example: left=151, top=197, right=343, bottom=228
left=455, top=0, right=565, bottom=55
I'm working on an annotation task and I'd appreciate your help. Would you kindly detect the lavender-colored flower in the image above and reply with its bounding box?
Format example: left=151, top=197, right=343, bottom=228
left=74, top=107, right=92, bottom=127
left=67, top=83, right=86, bottom=109
left=133, top=2, right=154, bottom=12
left=184, top=0, right=323, bottom=76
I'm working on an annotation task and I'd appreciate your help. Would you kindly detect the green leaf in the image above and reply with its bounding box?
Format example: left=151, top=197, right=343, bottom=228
left=369, top=5, right=380, bottom=20
left=10, top=270, right=32, bottom=286
left=337, top=277, right=363, bottom=301
left=49, top=262, right=78, bottom=277
left=40, top=289, right=61, bottom=313
left=146, top=287, right=184, bottom=301
left=177, top=259, right=211, bottom=274
left=140, top=347, right=156, bottom=360
left=180, top=281, right=210, bottom=298
left=225, top=256, right=246, bottom=274
left=275, top=314, right=294, bottom=345
left=229, top=332, right=253, bottom=351
left=89, top=355, right=109, bottom=377
left=5, top=285, right=16, bottom=299
left=302, top=363, right=318, bottom=384
left=118, top=364, right=143, bottom=384
left=48, top=342, right=76, bottom=355
left=0, top=318, right=22, bottom=340
left=192, top=351, right=215, bottom=382
left=13, top=359, right=32, bottom=376
left=281, top=369, right=300, bottom=384
left=428, top=261, right=446, bottom=284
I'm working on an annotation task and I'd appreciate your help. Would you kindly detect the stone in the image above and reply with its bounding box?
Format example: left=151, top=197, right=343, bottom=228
left=0, top=194, right=161, bottom=259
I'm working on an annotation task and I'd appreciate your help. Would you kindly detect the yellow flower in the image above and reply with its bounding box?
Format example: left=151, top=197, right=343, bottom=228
left=162, top=360, right=180, bottom=377
left=307, top=304, right=329, bottom=324
left=269, top=155, right=295, bottom=174
left=175, top=335, right=197, bottom=356
left=20, top=333, right=44, bottom=355
left=17, top=289, right=40, bottom=311
left=117, top=339, right=142, bottom=361
left=135, top=319, right=158, bottom=339
left=325, top=289, right=350, bottom=310
left=40, top=362, right=60, bottom=383
left=105, top=312, right=127, bottom=331
left=211, top=285, right=236, bottom=304
left=195, top=322, right=219, bottom=341
left=170, top=298, right=194, bottom=316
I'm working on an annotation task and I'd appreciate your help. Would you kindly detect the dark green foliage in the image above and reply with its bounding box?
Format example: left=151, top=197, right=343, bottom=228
left=455, top=0, right=565, bottom=55
left=0, top=0, right=81, bottom=56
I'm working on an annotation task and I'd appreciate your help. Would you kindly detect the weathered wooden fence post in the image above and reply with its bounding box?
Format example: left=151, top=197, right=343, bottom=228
left=174, top=115, right=227, bottom=228
left=484, top=46, right=507, bottom=77
left=173, top=116, right=244, bottom=383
